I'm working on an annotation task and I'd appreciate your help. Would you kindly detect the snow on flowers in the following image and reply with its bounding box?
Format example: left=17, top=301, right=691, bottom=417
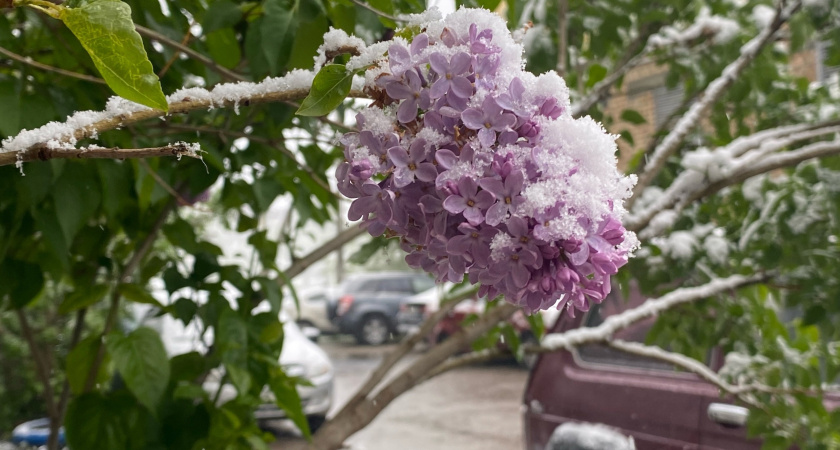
left=335, top=9, right=638, bottom=313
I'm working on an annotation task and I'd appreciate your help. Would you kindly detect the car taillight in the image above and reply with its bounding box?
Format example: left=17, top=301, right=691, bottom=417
left=336, top=295, right=354, bottom=316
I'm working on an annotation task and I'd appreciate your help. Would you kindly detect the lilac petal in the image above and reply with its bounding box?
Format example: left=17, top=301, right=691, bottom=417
left=478, top=128, right=496, bottom=147
left=482, top=96, right=502, bottom=116
left=450, top=52, right=472, bottom=74
left=506, top=170, right=524, bottom=193
left=440, top=27, right=458, bottom=47
left=507, top=216, right=528, bottom=237
left=485, top=202, right=507, bottom=226
left=461, top=108, right=484, bottom=130
left=479, top=178, right=505, bottom=197
left=492, top=113, right=517, bottom=131
left=463, top=207, right=484, bottom=226
left=411, top=33, right=429, bottom=55
left=348, top=196, right=378, bottom=220
left=397, top=98, right=418, bottom=123
left=405, top=69, right=422, bottom=91
left=366, top=220, right=388, bottom=237
left=388, top=45, right=410, bottom=73
left=386, top=82, right=414, bottom=100
left=430, top=78, right=449, bottom=99
left=510, top=264, right=531, bottom=288
left=415, top=163, right=438, bottom=182
left=447, top=235, right=472, bottom=255
left=446, top=93, right=469, bottom=111
left=474, top=190, right=494, bottom=209
left=408, top=138, right=427, bottom=161
left=472, top=241, right=491, bottom=263
left=388, top=146, right=410, bottom=167
left=429, top=52, right=449, bottom=75
left=435, top=149, right=458, bottom=169
left=439, top=106, right=461, bottom=118
left=457, top=177, right=478, bottom=197
left=450, top=77, right=474, bottom=98
left=393, top=168, right=413, bottom=187
left=361, top=182, right=381, bottom=196
left=359, top=131, right=379, bottom=151
left=443, top=195, right=468, bottom=214
left=568, top=244, right=590, bottom=266
left=510, top=77, right=525, bottom=100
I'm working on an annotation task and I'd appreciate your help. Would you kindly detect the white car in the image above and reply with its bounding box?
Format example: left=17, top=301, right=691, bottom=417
left=202, top=319, right=334, bottom=432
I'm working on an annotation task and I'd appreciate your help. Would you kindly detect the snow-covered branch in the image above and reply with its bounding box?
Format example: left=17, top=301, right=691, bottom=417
left=628, top=0, right=803, bottom=208
left=0, top=70, right=367, bottom=169
left=539, top=273, right=768, bottom=351
left=0, top=142, right=203, bottom=167
left=628, top=125, right=840, bottom=238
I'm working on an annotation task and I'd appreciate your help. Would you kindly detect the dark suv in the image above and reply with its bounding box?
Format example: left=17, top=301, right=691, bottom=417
left=328, top=272, right=435, bottom=345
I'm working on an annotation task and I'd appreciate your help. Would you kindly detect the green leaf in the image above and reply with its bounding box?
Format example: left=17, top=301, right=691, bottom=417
left=217, top=309, right=250, bottom=393
left=59, top=0, right=168, bottom=111
left=268, top=372, right=310, bottom=439
left=66, top=336, right=110, bottom=395
left=65, top=392, right=154, bottom=450
left=0, top=260, right=45, bottom=309
left=261, top=0, right=297, bottom=75
left=206, top=28, right=242, bottom=70
left=59, top=284, right=110, bottom=314
left=118, top=283, right=166, bottom=308
left=586, top=63, right=608, bottom=88
left=620, top=109, right=647, bottom=125
left=203, top=0, right=244, bottom=33
left=0, top=79, right=21, bottom=137
left=106, top=327, right=171, bottom=413
left=296, top=64, right=353, bottom=117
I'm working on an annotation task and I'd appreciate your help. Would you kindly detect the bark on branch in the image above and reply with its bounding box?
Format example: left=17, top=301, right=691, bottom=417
left=0, top=143, right=202, bottom=167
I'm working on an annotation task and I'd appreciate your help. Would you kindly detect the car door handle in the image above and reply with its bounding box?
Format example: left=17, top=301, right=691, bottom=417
left=707, top=403, right=749, bottom=428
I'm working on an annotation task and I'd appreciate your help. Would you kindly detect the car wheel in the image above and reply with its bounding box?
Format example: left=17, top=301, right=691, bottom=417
left=307, top=415, right=326, bottom=433
left=356, top=315, right=390, bottom=345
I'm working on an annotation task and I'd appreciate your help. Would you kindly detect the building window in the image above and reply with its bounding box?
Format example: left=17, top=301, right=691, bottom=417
left=816, top=41, right=839, bottom=84
left=653, top=85, right=685, bottom=128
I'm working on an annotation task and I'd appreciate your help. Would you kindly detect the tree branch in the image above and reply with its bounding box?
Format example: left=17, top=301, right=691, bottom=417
left=1, top=71, right=366, bottom=163
left=628, top=130, right=840, bottom=238
left=424, top=347, right=505, bottom=381
left=538, top=273, right=769, bottom=351
left=280, top=226, right=368, bottom=284
left=307, top=302, right=520, bottom=450
left=0, top=45, right=106, bottom=84
left=340, top=286, right=479, bottom=413
left=627, top=0, right=803, bottom=209
left=16, top=309, right=58, bottom=421
left=83, top=201, right=176, bottom=392
left=134, top=25, right=247, bottom=83
left=348, top=0, right=401, bottom=22
left=50, top=308, right=87, bottom=450
left=0, top=142, right=202, bottom=167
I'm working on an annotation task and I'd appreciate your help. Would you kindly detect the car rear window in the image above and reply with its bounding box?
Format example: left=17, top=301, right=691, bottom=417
left=576, top=292, right=677, bottom=372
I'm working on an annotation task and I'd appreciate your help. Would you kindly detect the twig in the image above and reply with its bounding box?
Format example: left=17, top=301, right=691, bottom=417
left=50, top=308, right=87, bottom=450
left=279, top=226, right=368, bottom=284
left=137, top=159, right=196, bottom=207
left=159, top=123, right=339, bottom=197
left=134, top=25, right=247, bottom=83
left=157, top=27, right=193, bottom=79
left=0, top=143, right=201, bottom=167
left=424, top=347, right=505, bottom=380
left=348, top=0, right=401, bottom=22
left=628, top=0, right=803, bottom=208
left=83, top=201, right=176, bottom=392
left=16, top=309, right=58, bottom=420
left=537, top=273, right=770, bottom=352
left=0, top=45, right=106, bottom=84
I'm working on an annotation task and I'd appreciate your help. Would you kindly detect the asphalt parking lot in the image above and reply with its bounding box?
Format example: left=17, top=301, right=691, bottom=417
left=270, top=336, right=529, bottom=449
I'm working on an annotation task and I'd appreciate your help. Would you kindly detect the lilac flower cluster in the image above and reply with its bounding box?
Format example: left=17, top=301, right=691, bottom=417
left=336, top=9, right=637, bottom=313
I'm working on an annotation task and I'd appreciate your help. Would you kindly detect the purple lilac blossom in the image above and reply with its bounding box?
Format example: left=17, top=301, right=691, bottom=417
left=335, top=9, right=637, bottom=314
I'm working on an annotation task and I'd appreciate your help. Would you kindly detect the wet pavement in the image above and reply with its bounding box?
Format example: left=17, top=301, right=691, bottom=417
left=269, top=336, right=528, bottom=449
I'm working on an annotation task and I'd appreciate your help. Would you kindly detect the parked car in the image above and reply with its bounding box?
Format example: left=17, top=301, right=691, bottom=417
left=328, top=272, right=435, bottom=345
left=286, top=289, right=337, bottom=335
left=203, top=318, right=334, bottom=432
left=10, top=418, right=65, bottom=447
left=522, top=287, right=840, bottom=449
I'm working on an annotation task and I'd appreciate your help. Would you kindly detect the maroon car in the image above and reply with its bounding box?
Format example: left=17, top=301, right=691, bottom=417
left=523, top=288, right=819, bottom=450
